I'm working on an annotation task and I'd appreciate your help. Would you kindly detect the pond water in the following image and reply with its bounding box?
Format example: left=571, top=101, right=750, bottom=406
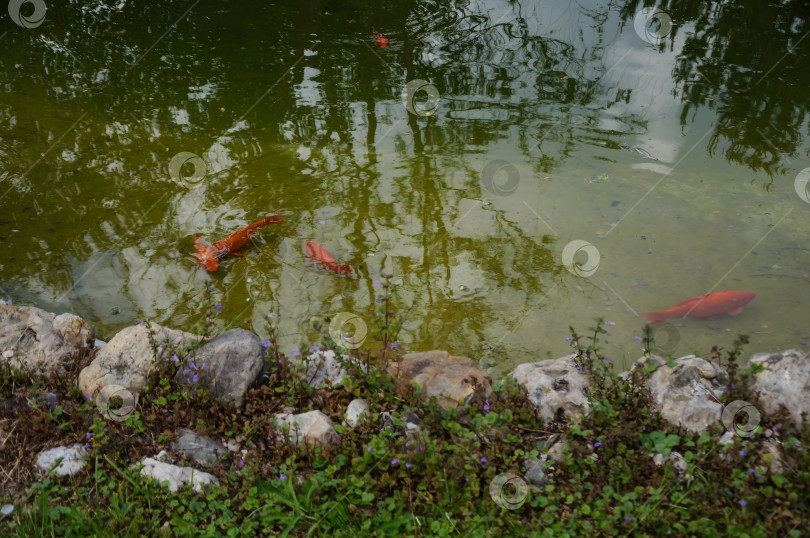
left=1, top=0, right=809, bottom=375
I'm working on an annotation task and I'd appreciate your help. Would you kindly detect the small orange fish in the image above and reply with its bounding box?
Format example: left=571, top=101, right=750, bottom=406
left=373, top=30, right=389, bottom=47
left=644, top=290, right=755, bottom=324
left=194, top=215, right=284, bottom=271
left=304, top=240, right=352, bottom=275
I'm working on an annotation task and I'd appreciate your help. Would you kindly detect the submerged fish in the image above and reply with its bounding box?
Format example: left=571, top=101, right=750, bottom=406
left=644, top=290, right=755, bottom=324
left=305, top=240, right=352, bottom=275
left=620, top=144, right=658, bottom=160
left=373, top=31, right=389, bottom=47
left=194, top=215, right=284, bottom=271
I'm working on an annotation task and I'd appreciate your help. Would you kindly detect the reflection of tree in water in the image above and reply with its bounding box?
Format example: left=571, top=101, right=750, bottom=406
left=631, top=0, right=810, bottom=183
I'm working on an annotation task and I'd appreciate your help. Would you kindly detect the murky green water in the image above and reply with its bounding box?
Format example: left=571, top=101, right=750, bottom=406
left=2, top=1, right=809, bottom=374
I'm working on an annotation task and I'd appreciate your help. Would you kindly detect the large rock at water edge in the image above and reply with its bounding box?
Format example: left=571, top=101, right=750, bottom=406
left=748, top=349, right=810, bottom=430
left=387, top=350, right=493, bottom=410
left=643, top=355, right=729, bottom=434
left=510, top=354, right=592, bottom=424
left=0, top=305, right=94, bottom=377
left=179, top=328, right=264, bottom=408
left=78, top=323, right=194, bottom=399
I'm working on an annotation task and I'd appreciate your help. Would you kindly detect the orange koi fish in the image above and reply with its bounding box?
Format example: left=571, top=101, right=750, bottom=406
left=644, top=290, right=755, bottom=324
left=304, top=240, right=352, bottom=275
left=373, top=30, right=389, bottom=47
left=194, top=215, right=284, bottom=271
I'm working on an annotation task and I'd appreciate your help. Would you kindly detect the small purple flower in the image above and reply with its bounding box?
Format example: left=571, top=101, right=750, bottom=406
left=480, top=456, right=487, bottom=463
left=634, top=336, right=642, bottom=342
left=594, top=442, right=602, bottom=448
left=748, top=468, right=755, bottom=474
left=624, top=516, right=632, bottom=521
left=374, top=280, right=381, bottom=286
left=606, top=321, right=614, bottom=326
left=465, top=477, right=469, bottom=482
left=391, top=458, right=398, bottom=465
left=140, top=321, right=145, bottom=327
left=192, top=374, right=199, bottom=383
left=263, top=374, right=269, bottom=379
left=183, top=369, right=189, bottom=376
left=406, top=462, right=412, bottom=468
left=576, top=365, right=582, bottom=371
left=391, top=342, right=398, bottom=349
left=739, top=449, right=747, bottom=456
left=171, top=354, right=179, bottom=362
left=565, top=337, right=571, bottom=342
left=83, top=443, right=90, bottom=449
left=367, top=447, right=372, bottom=452
left=290, top=349, right=299, bottom=357
left=375, top=298, right=382, bottom=304
left=740, top=500, right=747, bottom=507
left=280, top=473, right=287, bottom=480
left=215, top=303, right=222, bottom=313
left=238, top=459, right=244, bottom=467
left=262, top=339, right=270, bottom=349
left=209, top=285, right=214, bottom=291
left=603, top=357, right=609, bottom=363
left=484, top=399, right=491, bottom=414
left=86, top=393, right=92, bottom=400
left=86, top=432, right=93, bottom=440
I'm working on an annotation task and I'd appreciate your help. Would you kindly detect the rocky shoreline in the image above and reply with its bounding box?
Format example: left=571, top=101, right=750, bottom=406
left=1, top=303, right=809, bottom=511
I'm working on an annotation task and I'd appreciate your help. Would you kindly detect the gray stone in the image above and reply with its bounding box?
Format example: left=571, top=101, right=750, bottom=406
left=344, top=398, right=370, bottom=429
left=642, top=355, right=729, bottom=434
left=171, top=429, right=227, bottom=466
left=388, top=350, right=493, bottom=410
left=274, top=410, right=339, bottom=446
left=524, top=457, right=547, bottom=486
left=295, top=349, right=348, bottom=388
left=78, top=323, right=194, bottom=399
left=134, top=457, right=219, bottom=493
left=1, top=504, right=13, bottom=517
left=651, top=451, right=691, bottom=482
left=182, top=329, right=264, bottom=407
left=748, top=349, right=810, bottom=430
left=36, top=444, right=87, bottom=476
left=509, top=354, right=592, bottom=424
left=0, top=305, right=94, bottom=377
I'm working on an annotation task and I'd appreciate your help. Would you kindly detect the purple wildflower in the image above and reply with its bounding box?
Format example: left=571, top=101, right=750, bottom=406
left=280, top=473, right=287, bottom=480
left=484, top=399, right=490, bottom=414
left=391, top=458, right=398, bottom=465
left=262, top=339, right=270, bottom=348
left=192, top=374, right=199, bottom=383
left=140, top=321, right=145, bottom=327
left=374, top=280, right=381, bottom=286
left=367, top=447, right=372, bottom=452
left=634, top=336, right=642, bottom=342
left=406, top=462, right=412, bottom=468
left=603, top=357, right=609, bottom=363
left=238, top=459, right=244, bottom=467
left=748, top=468, right=755, bottom=474
left=391, top=342, right=398, bottom=349
left=624, top=516, right=632, bottom=521
left=215, top=303, right=222, bottom=313
left=740, top=500, right=747, bottom=507
left=606, top=321, right=614, bottom=326
left=480, top=456, right=487, bottom=463
left=739, top=449, right=747, bottom=457
left=171, top=354, right=179, bottom=362
left=594, top=442, right=602, bottom=448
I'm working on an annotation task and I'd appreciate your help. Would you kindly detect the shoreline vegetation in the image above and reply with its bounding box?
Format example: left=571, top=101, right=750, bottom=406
left=0, top=280, right=808, bottom=536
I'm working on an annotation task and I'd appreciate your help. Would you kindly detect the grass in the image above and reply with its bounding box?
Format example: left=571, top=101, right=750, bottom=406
left=1, top=277, right=808, bottom=536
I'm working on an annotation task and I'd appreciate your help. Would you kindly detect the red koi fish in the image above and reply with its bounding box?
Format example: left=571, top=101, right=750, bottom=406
left=644, top=290, right=755, bottom=324
left=194, top=215, right=284, bottom=271
left=373, top=30, right=389, bottom=47
left=305, top=240, right=352, bottom=275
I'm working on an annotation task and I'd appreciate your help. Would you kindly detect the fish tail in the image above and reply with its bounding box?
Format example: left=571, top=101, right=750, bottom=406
left=643, top=311, right=668, bottom=324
